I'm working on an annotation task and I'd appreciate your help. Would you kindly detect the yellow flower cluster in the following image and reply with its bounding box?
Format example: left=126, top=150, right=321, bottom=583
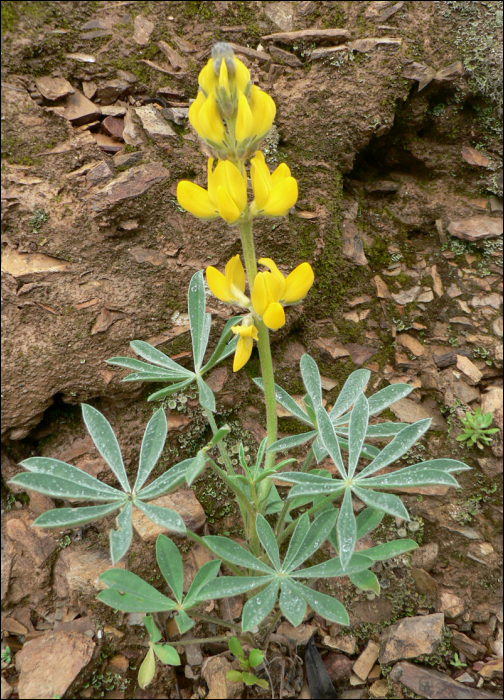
left=205, top=255, right=314, bottom=371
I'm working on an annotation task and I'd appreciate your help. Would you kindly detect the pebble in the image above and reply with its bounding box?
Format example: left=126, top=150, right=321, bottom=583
left=202, top=656, right=243, bottom=699
left=353, top=640, right=380, bottom=681
left=390, top=660, right=501, bottom=699
left=438, top=591, right=465, bottom=618
left=447, top=216, right=503, bottom=241
left=323, top=653, right=353, bottom=682
left=379, top=613, right=444, bottom=665
left=135, top=104, right=177, bottom=141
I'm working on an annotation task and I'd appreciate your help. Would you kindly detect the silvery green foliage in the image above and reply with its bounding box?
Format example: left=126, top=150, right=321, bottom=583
left=106, top=271, right=240, bottom=411
left=9, top=406, right=191, bottom=564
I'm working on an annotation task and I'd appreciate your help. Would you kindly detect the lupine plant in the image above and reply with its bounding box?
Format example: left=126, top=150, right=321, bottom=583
left=10, top=43, right=471, bottom=686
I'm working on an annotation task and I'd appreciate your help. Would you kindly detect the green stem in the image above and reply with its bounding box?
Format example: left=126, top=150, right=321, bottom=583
left=274, top=447, right=315, bottom=537
left=189, top=613, right=241, bottom=631
left=203, top=407, right=235, bottom=475
left=167, top=635, right=232, bottom=645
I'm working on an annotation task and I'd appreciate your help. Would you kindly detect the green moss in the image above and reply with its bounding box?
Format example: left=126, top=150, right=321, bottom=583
left=365, top=235, right=390, bottom=268
left=1, top=1, right=17, bottom=32
left=320, top=4, right=346, bottom=29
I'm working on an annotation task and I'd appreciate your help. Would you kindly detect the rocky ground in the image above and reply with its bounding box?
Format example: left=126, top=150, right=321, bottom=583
left=1, top=1, right=503, bottom=698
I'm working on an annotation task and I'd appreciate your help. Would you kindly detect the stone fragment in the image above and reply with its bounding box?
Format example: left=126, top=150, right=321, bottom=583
left=322, top=635, right=356, bottom=655
left=158, top=41, right=188, bottom=70
left=430, top=265, right=443, bottom=297
left=90, top=308, right=125, bottom=335
left=202, top=656, right=243, bottom=699
left=161, top=106, right=189, bottom=124
left=353, top=641, right=380, bottom=681
left=91, top=133, right=123, bottom=154
left=447, top=283, right=463, bottom=298
left=95, top=79, right=130, bottom=106
left=471, top=293, right=503, bottom=310
left=277, top=621, right=317, bottom=647
left=323, top=653, right=353, bottom=682
left=456, top=355, right=483, bottom=385
left=269, top=45, right=302, bottom=66
left=82, top=80, right=97, bottom=99
left=130, top=247, right=166, bottom=266
left=417, top=289, right=434, bottom=303
left=309, top=45, right=349, bottom=61
left=15, top=631, right=95, bottom=699
left=369, top=679, right=389, bottom=698
left=2, top=617, right=28, bottom=635
left=315, top=338, right=350, bottom=359
left=205, top=366, right=228, bottom=393
left=493, top=317, right=503, bottom=337
left=132, top=490, right=205, bottom=541
left=477, top=455, right=502, bottom=478
left=35, top=76, right=75, bottom=101
left=265, top=1, right=294, bottom=31
left=374, top=275, right=390, bottom=298
left=341, top=221, right=368, bottom=265
left=86, top=161, right=114, bottom=187
left=435, top=60, right=465, bottom=81
left=437, top=591, right=464, bottom=618
left=368, top=665, right=382, bottom=681
left=65, top=52, right=95, bottom=63
left=135, top=104, right=177, bottom=140
left=452, top=630, right=486, bottom=661
left=391, top=286, right=420, bottom=305
left=101, top=115, right=124, bottom=140
left=54, top=547, right=126, bottom=598
left=479, top=658, right=503, bottom=680
left=108, top=654, right=130, bottom=674
left=261, top=28, right=350, bottom=44
left=113, top=150, right=143, bottom=168
left=5, top=513, right=56, bottom=565
left=345, top=343, right=376, bottom=366
left=123, top=106, right=145, bottom=146
left=62, top=89, right=101, bottom=126
left=365, top=181, right=399, bottom=193
left=133, top=14, right=154, bottom=45
left=402, top=62, right=437, bottom=90
left=349, top=37, right=402, bottom=52
left=1, top=678, right=13, bottom=700
left=89, top=162, right=169, bottom=212
left=389, top=398, right=445, bottom=429
left=447, top=216, right=503, bottom=241
left=379, top=613, right=444, bottom=665
left=462, top=146, right=489, bottom=168
left=116, top=69, right=138, bottom=84
left=397, top=333, right=425, bottom=357
left=1, top=248, right=71, bottom=276
left=81, top=18, right=110, bottom=30
left=391, top=661, right=500, bottom=699
left=452, top=381, right=480, bottom=405
left=229, top=42, right=271, bottom=63
left=411, top=568, right=438, bottom=596
left=434, top=348, right=472, bottom=368
left=481, top=387, right=503, bottom=428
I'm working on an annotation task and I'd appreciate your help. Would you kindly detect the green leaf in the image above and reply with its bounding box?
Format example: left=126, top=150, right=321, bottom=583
left=203, top=537, right=275, bottom=574
left=316, top=407, right=347, bottom=478
left=134, top=500, right=186, bottom=533
left=82, top=404, right=130, bottom=492
left=348, top=394, right=369, bottom=479
left=98, top=570, right=177, bottom=612
left=107, top=356, right=188, bottom=380
left=199, top=576, right=274, bottom=599
left=312, top=436, right=327, bottom=463
left=333, top=436, right=380, bottom=460
left=352, top=486, right=410, bottom=520
left=110, top=501, right=133, bottom=565
left=264, top=483, right=284, bottom=515
left=279, top=579, right=306, bottom=627
left=255, top=514, right=280, bottom=570
left=291, top=553, right=374, bottom=579
left=349, top=569, right=380, bottom=595
left=292, top=581, right=349, bottom=625
left=337, top=488, right=356, bottom=569
left=188, top=271, right=209, bottom=370
left=138, top=647, right=155, bottom=689
left=364, top=423, right=409, bottom=438
left=208, top=425, right=231, bottom=448
left=17, top=457, right=124, bottom=498
left=253, top=437, right=268, bottom=477
left=32, top=502, right=122, bottom=529
left=144, top=614, right=162, bottom=643
left=185, top=451, right=207, bottom=486
left=196, top=374, right=216, bottom=413
left=184, top=560, right=221, bottom=608
left=123, top=371, right=191, bottom=383
left=253, top=378, right=312, bottom=425
left=283, top=513, right=310, bottom=571
left=10, top=472, right=122, bottom=501
left=288, top=481, right=346, bottom=500
left=201, top=315, right=241, bottom=372
left=174, top=609, right=194, bottom=634
left=362, top=469, right=459, bottom=489
left=228, top=637, right=244, bottom=659
left=242, top=671, right=260, bottom=685
left=356, top=508, right=384, bottom=540
left=136, top=460, right=190, bottom=501
left=286, top=509, right=338, bottom=572
left=267, top=431, right=318, bottom=454
left=147, top=378, right=195, bottom=402
left=330, top=369, right=371, bottom=419
left=135, top=409, right=167, bottom=492
left=404, top=458, right=471, bottom=474
left=248, top=649, right=264, bottom=668
left=156, top=535, right=183, bottom=603
left=358, top=419, right=431, bottom=479
left=300, top=354, right=323, bottom=409
left=362, top=539, right=418, bottom=561
left=242, top=580, right=279, bottom=632
left=368, top=383, right=413, bottom=415
left=130, top=340, right=194, bottom=375
left=255, top=677, right=270, bottom=689
left=226, top=670, right=244, bottom=683
left=153, top=644, right=180, bottom=666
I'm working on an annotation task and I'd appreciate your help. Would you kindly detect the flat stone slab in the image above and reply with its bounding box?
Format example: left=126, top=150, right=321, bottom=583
left=35, top=76, right=75, bottom=101
left=447, top=216, right=503, bottom=241
left=390, top=660, right=501, bottom=699
left=379, top=613, right=444, bottom=664
left=135, top=104, right=177, bottom=140
left=89, top=162, right=169, bottom=211
left=261, top=28, right=350, bottom=43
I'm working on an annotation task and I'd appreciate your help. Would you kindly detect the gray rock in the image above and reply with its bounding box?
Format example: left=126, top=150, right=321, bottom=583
left=265, top=1, right=294, bottom=31
left=379, top=613, right=445, bottom=664
left=54, top=547, right=126, bottom=598
left=410, top=542, right=439, bottom=571
left=123, top=106, right=145, bottom=146
left=35, top=76, right=75, bottom=101
left=269, top=45, right=302, bottom=67
left=365, top=180, right=399, bottom=193
left=341, top=221, right=368, bottom=266
left=261, top=28, right=350, bottom=44
left=447, top=216, right=503, bottom=241
left=391, top=286, right=421, bottom=305
left=390, top=660, right=501, bottom=699
left=135, top=104, right=177, bottom=141
left=88, top=162, right=169, bottom=212
left=161, top=107, right=189, bottom=125
left=390, top=398, right=446, bottom=430
left=86, top=161, right=114, bottom=187
left=349, top=37, right=402, bottom=53
left=95, top=79, right=130, bottom=106
left=62, top=89, right=101, bottom=126
left=133, top=14, right=154, bottom=45
left=113, top=150, right=144, bottom=168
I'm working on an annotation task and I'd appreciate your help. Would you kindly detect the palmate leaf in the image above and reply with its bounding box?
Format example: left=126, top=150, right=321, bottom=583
left=147, top=378, right=195, bottom=402
left=337, top=488, right=356, bottom=569
left=203, top=537, right=275, bottom=574
left=253, top=378, right=312, bottom=426
left=185, top=451, right=207, bottom=486
left=362, top=539, right=418, bottom=561
left=201, top=315, right=241, bottom=373
left=134, top=409, right=168, bottom=492
left=291, top=552, right=374, bottom=579
left=136, top=460, right=190, bottom=500
left=356, top=507, right=384, bottom=539
left=196, top=374, right=215, bottom=412
left=134, top=500, right=186, bottom=534
left=367, top=383, right=413, bottom=415
left=267, top=431, right=318, bottom=453
left=300, top=354, right=323, bottom=409
left=33, top=502, right=123, bottom=529
left=9, top=472, right=123, bottom=501
left=279, top=579, right=306, bottom=627
left=174, top=609, right=195, bottom=634
left=362, top=469, right=459, bottom=489
left=183, top=560, right=221, bottom=608
left=242, top=580, right=279, bottom=632
left=138, top=647, right=155, bottom=690
left=317, top=406, right=347, bottom=478
left=106, top=356, right=190, bottom=381
left=352, top=486, right=410, bottom=520
left=98, top=569, right=177, bottom=612
left=283, top=513, right=310, bottom=571
left=285, top=510, right=338, bottom=572
left=349, top=569, right=380, bottom=595
left=144, top=614, right=162, bottom=643
left=199, top=576, right=274, bottom=599
left=256, top=514, right=280, bottom=570
left=130, top=340, right=193, bottom=375
left=188, top=271, right=210, bottom=371
left=153, top=644, right=180, bottom=666
left=357, top=419, right=432, bottom=479
left=330, top=369, right=371, bottom=420
left=156, top=535, right=184, bottom=604
left=82, top=404, right=130, bottom=492
left=110, top=501, right=133, bottom=565
left=348, top=394, right=369, bottom=479
left=292, top=581, right=349, bottom=625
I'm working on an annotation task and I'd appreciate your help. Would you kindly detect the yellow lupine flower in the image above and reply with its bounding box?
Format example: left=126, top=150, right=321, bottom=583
left=250, top=151, right=298, bottom=217
left=177, top=158, right=247, bottom=225
left=188, top=91, right=225, bottom=147
left=206, top=255, right=248, bottom=306
left=252, top=259, right=314, bottom=330
left=231, top=322, right=259, bottom=372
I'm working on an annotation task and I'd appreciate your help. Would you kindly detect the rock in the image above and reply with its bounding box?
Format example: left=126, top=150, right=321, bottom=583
left=452, top=380, right=480, bottom=405
left=183, top=634, right=203, bottom=666
left=65, top=52, right=96, bottom=63
left=95, top=80, right=130, bottom=106
left=456, top=355, right=483, bottom=385
left=123, top=106, right=145, bottom=146
left=202, top=656, right=243, bottom=699
left=477, top=456, right=502, bottom=478
left=479, top=658, right=503, bottom=680
left=410, top=543, right=439, bottom=572
left=135, top=104, right=177, bottom=141
left=206, top=366, right=229, bottom=393
left=2, top=616, right=28, bottom=635
left=397, top=333, right=425, bottom=357
left=62, top=88, right=101, bottom=126
left=15, top=630, right=95, bottom=699
left=402, top=62, right=437, bottom=91
left=471, top=293, right=503, bottom=310
left=132, top=490, right=205, bottom=542
left=161, top=107, right=189, bottom=125
left=35, top=76, right=75, bottom=101
left=54, top=547, right=126, bottom=598
left=322, top=635, right=356, bottom=655
left=430, top=265, right=443, bottom=297
left=116, top=69, right=138, bottom=84
left=130, top=247, right=166, bottom=266
left=345, top=343, right=376, bottom=366
left=369, top=679, right=389, bottom=698
left=269, top=45, right=302, bottom=66
left=411, top=568, right=439, bottom=596
left=390, top=661, right=501, bottom=699
left=447, top=216, right=503, bottom=241
left=90, top=308, right=125, bottom=335
left=1, top=679, right=13, bottom=700
left=374, top=275, right=390, bottom=298
left=452, top=631, right=486, bottom=661
left=113, top=150, right=144, bottom=168
left=183, top=545, right=214, bottom=592
left=276, top=621, right=317, bottom=646
left=368, top=665, right=382, bottom=681
left=82, top=80, right=97, bottom=100
left=341, top=221, right=368, bottom=266
left=435, top=60, right=465, bottom=81
left=447, top=284, right=463, bottom=298
left=390, top=398, right=446, bottom=429
left=158, top=41, right=188, bottom=71
left=309, top=45, right=349, bottom=61
left=101, top=115, right=124, bottom=140
left=353, top=640, right=380, bottom=681
left=417, top=289, right=435, bottom=303
left=493, top=317, right=503, bottom=337
left=391, top=286, right=421, bottom=305
left=481, top=387, right=503, bottom=428
left=261, top=28, right=350, bottom=44
left=5, top=513, right=56, bottom=566
left=108, top=654, right=129, bottom=674
left=88, top=162, right=169, bottom=212
left=349, top=38, right=402, bottom=52
left=86, top=161, right=114, bottom=187
left=437, top=591, right=465, bottom=618
left=265, top=1, right=294, bottom=31
left=365, top=181, right=399, bottom=193
left=434, top=348, right=472, bottom=368
left=315, top=337, right=351, bottom=359
left=379, top=613, right=444, bottom=665
left=1, top=536, right=13, bottom=602
left=133, top=14, right=154, bottom=45
left=462, top=147, right=489, bottom=168
left=323, top=653, right=353, bottom=682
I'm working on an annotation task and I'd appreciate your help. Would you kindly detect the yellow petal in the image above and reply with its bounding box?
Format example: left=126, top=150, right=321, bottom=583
left=177, top=181, right=217, bottom=219
left=215, top=160, right=247, bottom=213
left=198, top=93, right=225, bottom=144
left=282, top=263, right=314, bottom=304
left=233, top=335, right=253, bottom=372
left=258, top=258, right=286, bottom=293
left=250, top=152, right=272, bottom=210
left=206, top=157, right=218, bottom=206
left=232, top=323, right=259, bottom=339
left=250, top=86, right=276, bottom=138
left=263, top=177, right=298, bottom=216
left=198, top=59, right=218, bottom=96
left=235, top=93, right=253, bottom=142
left=263, top=302, right=286, bottom=330
left=218, top=58, right=230, bottom=95
left=225, top=255, right=246, bottom=294
left=207, top=266, right=233, bottom=302
left=271, top=162, right=291, bottom=187
left=217, top=185, right=241, bottom=224
left=251, top=272, right=269, bottom=316
left=188, top=91, right=206, bottom=137
left=233, top=58, right=251, bottom=93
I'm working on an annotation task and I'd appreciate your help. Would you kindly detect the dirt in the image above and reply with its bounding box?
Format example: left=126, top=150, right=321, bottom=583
left=1, top=1, right=503, bottom=699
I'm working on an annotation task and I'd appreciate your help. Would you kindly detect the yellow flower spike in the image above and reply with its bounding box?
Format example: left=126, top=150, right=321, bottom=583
left=257, top=258, right=286, bottom=294
left=198, top=58, right=218, bottom=96
left=283, top=262, right=315, bottom=304
left=271, top=162, right=291, bottom=186
left=233, top=57, right=251, bottom=94
left=250, top=152, right=272, bottom=210
left=231, top=323, right=259, bottom=372
left=197, top=93, right=225, bottom=145
left=217, top=186, right=241, bottom=224
left=206, top=255, right=248, bottom=306
left=250, top=151, right=298, bottom=217
left=225, top=255, right=246, bottom=295
left=218, top=59, right=230, bottom=95
left=251, top=260, right=314, bottom=330
left=235, top=93, right=254, bottom=142
left=176, top=181, right=218, bottom=220
left=249, top=85, right=276, bottom=139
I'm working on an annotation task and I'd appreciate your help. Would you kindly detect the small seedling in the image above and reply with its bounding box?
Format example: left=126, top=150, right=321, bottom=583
left=137, top=615, right=180, bottom=689
left=226, top=637, right=269, bottom=689
left=1, top=646, right=12, bottom=665
left=450, top=652, right=467, bottom=669
left=456, top=407, right=499, bottom=449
